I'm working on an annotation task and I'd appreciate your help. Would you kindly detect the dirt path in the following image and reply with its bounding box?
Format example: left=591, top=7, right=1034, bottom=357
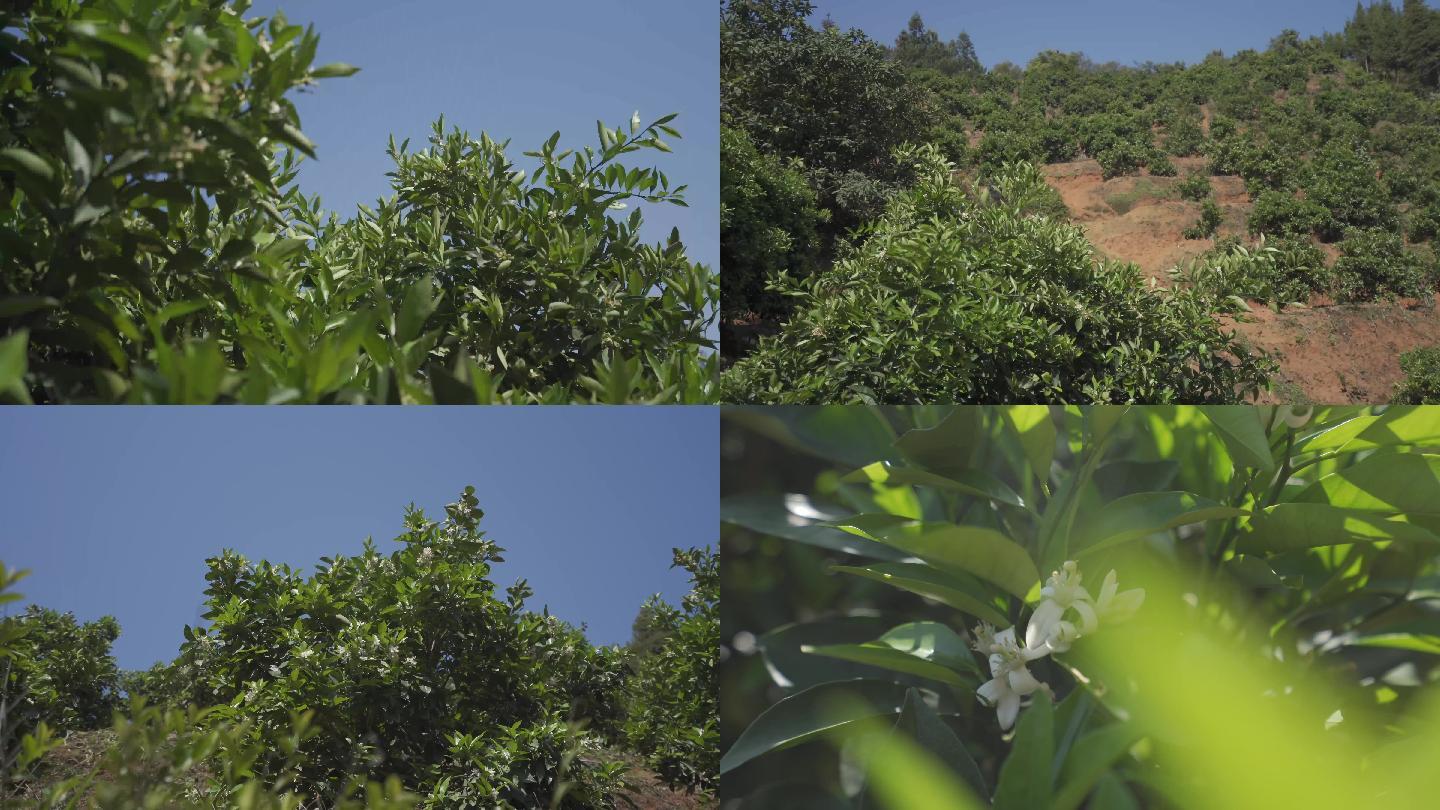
left=1041, top=159, right=1440, bottom=403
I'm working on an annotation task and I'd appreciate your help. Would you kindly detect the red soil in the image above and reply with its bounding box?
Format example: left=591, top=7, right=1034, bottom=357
left=1040, top=159, right=1440, bottom=403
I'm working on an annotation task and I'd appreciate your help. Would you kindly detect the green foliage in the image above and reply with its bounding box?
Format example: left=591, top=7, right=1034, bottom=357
left=623, top=548, right=719, bottom=795
left=1392, top=345, right=1440, bottom=402
left=1408, top=198, right=1440, bottom=242
left=1305, top=139, right=1399, bottom=240
left=1095, top=141, right=1146, bottom=180
left=1145, top=152, right=1178, bottom=177
left=1182, top=198, right=1223, bottom=239
left=174, top=486, right=626, bottom=806
left=721, top=0, right=929, bottom=229
left=19, top=703, right=418, bottom=809
left=4, top=608, right=121, bottom=740
left=722, top=405, right=1440, bottom=809
left=892, top=14, right=982, bottom=76
left=1164, top=113, right=1206, bottom=157
left=1177, top=172, right=1213, bottom=202
left=1170, top=236, right=1329, bottom=306
left=720, top=151, right=1273, bottom=403
left=0, top=0, right=715, bottom=404
left=1248, top=189, right=1327, bottom=237
left=1333, top=226, right=1432, bottom=301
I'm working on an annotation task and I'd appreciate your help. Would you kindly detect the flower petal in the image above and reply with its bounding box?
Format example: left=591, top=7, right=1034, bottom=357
left=1008, top=665, right=1042, bottom=694
left=1100, top=570, right=1119, bottom=604
left=1106, top=587, right=1146, bottom=621
left=997, top=693, right=1021, bottom=730
left=1026, top=599, right=1063, bottom=650
left=1073, top=599, right=1099, bottom=634
left=977, top=677, right=1004, bottom=706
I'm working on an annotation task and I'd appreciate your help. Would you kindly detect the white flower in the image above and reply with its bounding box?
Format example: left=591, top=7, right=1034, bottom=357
left=1027, top=561, right=1096, bottom=652
left=976, top=625, right=1050, bottom=730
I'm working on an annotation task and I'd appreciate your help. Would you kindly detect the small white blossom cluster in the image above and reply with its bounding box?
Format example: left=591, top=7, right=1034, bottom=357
left=973, top=561, right=1144, bottom=730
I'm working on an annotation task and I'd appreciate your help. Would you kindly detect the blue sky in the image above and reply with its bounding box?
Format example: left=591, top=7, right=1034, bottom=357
left=0, top=407, right=717, bottom=670
left=247, top=0, right=718, bottom=271
left=809, top=0, right=1428, bottom=68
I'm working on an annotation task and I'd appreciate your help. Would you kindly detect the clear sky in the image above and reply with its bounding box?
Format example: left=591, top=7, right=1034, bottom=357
left=246, top=0, right=718, bottom=271
left=809, top=0, right=1429, bottom=69
left=0, top=407, right=717, bottom=670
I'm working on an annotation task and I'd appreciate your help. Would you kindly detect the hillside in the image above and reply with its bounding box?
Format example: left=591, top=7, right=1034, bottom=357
left=1039, top=158, right=1440, bottom=402
left=720, top=0, right=1440, bottom=403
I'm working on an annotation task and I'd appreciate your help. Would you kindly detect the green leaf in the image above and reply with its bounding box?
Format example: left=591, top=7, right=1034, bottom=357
left=843, top=461, right=1026, bottom=509
left=1071, top=491, right=1245, bottom=555
left=829, top=562, right=1010, bottom=626
left=759, top=616, right=902, bottom=690
left=1088, top=773, right=1141, bottom=810
left=720, top=680, right=911, bottom=775
left=1087, top=406, right=1129, bottom=445
left=1004, top=406, right=1056, bottom=487
left=0, top=296, right=60, bottom=319
left=0, top=329, right=30, bottom=400
left=893, top=688, right=988, bottom=800
left=1200, top=406, right=1275, bottom=471
left=1300, top=407, right=1440, bottom=454
left=259, top=237, right=310, bottom=261
left=1292, top=453, right=1440, bottom=515
left=63, top=129, right=91, bottom=187
left=805, top=622, right=979, bottom=688
left=873, top=523, right=1041, bottom=599
left=1238, top=503, right=1440, bottom=553
left=992, top=691, right=1055, bottom=810
left=0, top=148, right=54, bottom=181
left=1053, top=723, right=1144, bottom=810
left=277, top=123, right=318, bottom=159
left=724, top=406, right=900, bottom=467
left=893, top=407, right=982, bottom=476
left=720, top=494, right=908, bottom=560
left=310, top=62, right=361, bottom=78
left=395, top=274, right=437, bottom=342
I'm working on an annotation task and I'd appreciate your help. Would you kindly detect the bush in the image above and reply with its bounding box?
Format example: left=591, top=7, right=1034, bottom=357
left=1165, top=114, right=1206, bottom=156
left=177, top=486, right=629, bottom=806
left=1171, top=236, right=1328, bottom=305
left=1333, top=228, right=1432, bottom=301
left=721, top=127, right=827, bottom=320
left=4, top=608, right=121, bottom=741
left=977, top=129, right=1045, bottom=175
left=1248, top=189, right=1327, bottom=237
left=1306, top=139, right=1399, bottom=240
left=1178, top=173, right=1213, bottom=201
left=0, top=0, right=717, bottom=404
left=15, top=704, right=418, bottom=809
left=720, top=149, right=1273, bottom=403
left=1183, top=199, right=1224, bottom=239
left=1394, top=346, right=1440, bottom=403
left=623, top=548, right=718, bottom=794
left=1409, top=200, right=1440, bottom=242
left=1037, top=121, right=1081, bottom=163
left=1096, top=141, right=1147, bottom=179
left=1147, top=152, right=1179, bottom=177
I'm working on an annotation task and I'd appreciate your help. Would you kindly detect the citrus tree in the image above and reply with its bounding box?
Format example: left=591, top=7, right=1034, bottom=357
left=624, top=547, right=719, bottom=794
left=720, top=150, right=1274, bottom=404
left=722, top=405, right=1440, bottom=809
left=0, top=0, right=716, bottom=403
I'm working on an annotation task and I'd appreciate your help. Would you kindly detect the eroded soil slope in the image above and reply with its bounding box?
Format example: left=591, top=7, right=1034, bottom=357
left=1042, top=158, right=1440, bottom=403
